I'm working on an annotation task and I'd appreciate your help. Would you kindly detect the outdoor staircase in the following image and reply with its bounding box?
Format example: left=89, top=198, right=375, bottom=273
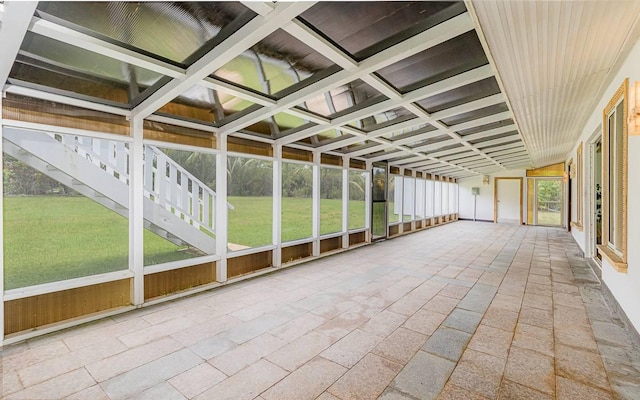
left=3, top=127, right=224, bottom=255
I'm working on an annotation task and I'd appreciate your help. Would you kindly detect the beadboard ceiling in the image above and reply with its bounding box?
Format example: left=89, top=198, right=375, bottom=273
left=471, top=0, right=640, bottom=168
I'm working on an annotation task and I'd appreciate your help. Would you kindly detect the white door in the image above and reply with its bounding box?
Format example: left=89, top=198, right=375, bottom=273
left=496, top=179, right=521, bottom=224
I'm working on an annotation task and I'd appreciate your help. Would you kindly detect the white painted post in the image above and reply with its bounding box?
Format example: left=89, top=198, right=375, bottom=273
left=216, top=133, right=228, bottom=282
left=411, top=170, right=417, bottom=231
left=365, top=161, right=372, bottom=242
left=273, top=144, right=282, bottom=267
left=398, top=168, right=404, bottom=234
left=312, top=152, right=320, bottom=256
left=0, top=94, right=5, bottom=343
left=342, top=157, right=349, bottom=249
left=130, top=116, right=145, bottom=305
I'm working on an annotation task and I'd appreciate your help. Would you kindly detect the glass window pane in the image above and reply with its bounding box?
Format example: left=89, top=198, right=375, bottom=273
left=614, top=101, right=624, bottom=247
left=37, top=2, right=252, bottom=65
left=282, top=162, right=313, bottom=242
left=450, top=183, right=458, bottom=214
left=213, top=29, right=333, bottom=98
left=3, top=130, right=129, bottom=289
left=143, top=146, right=216, bottom=266
left=228, top=156, right=273, bottom=250
left=320, top=167, right=343, bottom=235
left=298, top=79, right=383, bottom=118
left=442, top=181, right=449, bottom=215
left=434, top=180, right=442, bottom=216
left=415, top=179, right=426, bottom=218
left=425, top=180, right=434, bottom=218
left=388, top=175, right=401, bottom=223
left=403, top=177, right=414, bottom=221
left=349, top=170, right=367, bottom=230
left=14, top=32, right=164, bottom=105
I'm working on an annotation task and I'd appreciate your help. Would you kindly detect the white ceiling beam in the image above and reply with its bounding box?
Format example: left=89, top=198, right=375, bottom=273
left=496, top=154, right=530, bottom=163
left=475, top=135, right=522, bottom=149
left=278, top=64, right=493, bottom=145
left=29, top=16, right=184, bottom=78
left=440, top=151, right=479, bottom=161
left=347, top=143, right=388, bottom=158
left=483, top=142, right=526, bottom=153
left=403, top=65, right=494, bottom=105
left=487, top=148, right=526, bottom=158
left=219, top=12, right=475, bottom=134
left=460, top=124, right=516, bottom=142
left=282, top=19, right=359, bottom=72
left=429, top=93, right=505, bottom=120
left=367, top=150, right=411, bottom=163
left=133, top=2, right=315, bottom=118
left=411, top=138, right=458, bottom=153
left=241, top=1, right=276, bottom=16
left=391, top=130, right=443, bottom=147
left=319, top=79, right=505, bottom=154
left=146, top=115, right=217, bottom=134
left=446, top=111, right=512, bottom=133
left=3, top=84, right=130, bottom=116
left=200, top=78, right=275, bottom=107
left=0, top=2, right=38, bottom=85
left=430, top=146, right=473, bottom=158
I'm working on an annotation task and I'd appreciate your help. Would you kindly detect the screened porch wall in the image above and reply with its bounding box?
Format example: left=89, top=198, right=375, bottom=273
left=0, top=105, right=459, bottom=341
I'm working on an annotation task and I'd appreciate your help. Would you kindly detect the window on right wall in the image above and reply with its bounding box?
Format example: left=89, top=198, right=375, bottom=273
left=599, top=78, right=628, bottom=272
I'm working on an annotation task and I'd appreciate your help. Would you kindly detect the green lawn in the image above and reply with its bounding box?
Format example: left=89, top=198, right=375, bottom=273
left=536, top=210, right=562, bottom=226
left=4, top=195, right=366, bottom=289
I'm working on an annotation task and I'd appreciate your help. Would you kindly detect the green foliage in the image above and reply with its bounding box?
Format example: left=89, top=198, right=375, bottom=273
left=3, top=155, right=74, bottom=196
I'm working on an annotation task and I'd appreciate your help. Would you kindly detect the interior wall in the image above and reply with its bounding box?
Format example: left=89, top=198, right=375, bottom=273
left=566, top=36, right=640, bottom=332
left=458, top=170, right=526, bottom=223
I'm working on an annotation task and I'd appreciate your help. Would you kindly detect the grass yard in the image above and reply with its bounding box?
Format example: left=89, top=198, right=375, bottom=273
left=4, top=195, right=367, bottom=289
left=536, top=210, right=562, bottom=226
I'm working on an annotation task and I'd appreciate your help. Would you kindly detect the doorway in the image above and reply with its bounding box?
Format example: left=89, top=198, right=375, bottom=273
left=534, top=178, right=563, bottom=226
left=371, top=163, right=387, bottom=241
left=494, top=178, right=523, bottom=224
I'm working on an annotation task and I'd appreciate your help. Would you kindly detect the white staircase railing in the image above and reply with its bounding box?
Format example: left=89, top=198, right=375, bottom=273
left=52, top=133, right=219, bottom=237
left=144, top=146, right=217, bottom=236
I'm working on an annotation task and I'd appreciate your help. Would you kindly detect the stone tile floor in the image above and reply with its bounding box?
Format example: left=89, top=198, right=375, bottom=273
left=2, top=221, right=640, bottom=399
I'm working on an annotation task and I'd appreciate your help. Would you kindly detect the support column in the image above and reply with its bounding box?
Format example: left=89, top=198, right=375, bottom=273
left=312, top=152, right=320, bottom=256
left=216, top=133, right=229, bottom=282
left=342, top=157, right=349, bottom=249
left=365, top=161, right=372, bottom=242
left=273, top=144, right=282, bottom=267
left=1, top=94, right=5, bottom=342
left=411, top=170, right=417, bottom=231
left=130, top=116, right=145, bottom=305
left=398, top=167, right=404, bottom=234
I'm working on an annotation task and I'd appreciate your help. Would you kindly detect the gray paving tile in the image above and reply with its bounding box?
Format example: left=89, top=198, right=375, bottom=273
left=422, top=327, right=471, bottom=361
left=442, top=308, right=483, bottom=334
left=100, top=349, right=202, bottom=400
left=391, top=351, right=455, bottom=400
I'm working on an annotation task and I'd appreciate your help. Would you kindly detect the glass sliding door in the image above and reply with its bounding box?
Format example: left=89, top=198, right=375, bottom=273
left=371, top=163, right=387, bottom=240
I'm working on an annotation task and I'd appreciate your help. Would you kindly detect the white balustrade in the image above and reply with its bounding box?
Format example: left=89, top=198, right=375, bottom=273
left=51, top=133, right=217, bottom=236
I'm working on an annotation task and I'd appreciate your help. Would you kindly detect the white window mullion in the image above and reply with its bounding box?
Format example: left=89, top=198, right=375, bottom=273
left=342, top=157, right=349, bottom=249
left=1, top=95, right=5, bottom=343
left=216, top=133, right=229, bottom=282
left=312, top=152, right=320, bottom=256
left=273, top=144, right=282, bottom=267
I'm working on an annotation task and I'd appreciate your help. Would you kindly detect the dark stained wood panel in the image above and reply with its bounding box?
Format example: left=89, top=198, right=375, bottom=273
left=320, top=236, right=342, bottom=253
left=144, top=262, right=216, bottom=300
left=227, top=251, right=273, bottom=278
left=4, top=279, right=131, bottom=335
left=282, top=242, right=313, bottom=263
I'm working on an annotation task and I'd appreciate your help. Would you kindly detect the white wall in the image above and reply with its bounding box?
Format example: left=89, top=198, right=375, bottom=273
left=458, top=170, right=526, bottom=222
left=565, top=36, right=640, bottom=332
